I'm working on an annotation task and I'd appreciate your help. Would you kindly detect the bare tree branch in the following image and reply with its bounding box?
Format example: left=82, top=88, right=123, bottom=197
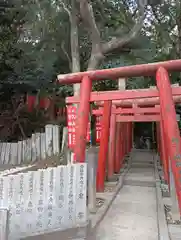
left=59, top=1, right=71, bottom=17
left=102, top=2, right=146, bottom=54
left=59, top=1, right=81, bottom=94
left=70, top=0, right=80, bottom=73
left=76, top=0, right=146, bottom=69
left=61, top=41, right=72, bottom=70
left=132, top=8, right=139, bottom=18
left=78, top=0, right=104, bottom=69
left=79, top=0, right=101, bottom=48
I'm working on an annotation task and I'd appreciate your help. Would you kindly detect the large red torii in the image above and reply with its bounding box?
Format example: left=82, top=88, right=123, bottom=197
left=58, top=60, right=181, bottom=211
left=58, top=59, right=181, bottom=167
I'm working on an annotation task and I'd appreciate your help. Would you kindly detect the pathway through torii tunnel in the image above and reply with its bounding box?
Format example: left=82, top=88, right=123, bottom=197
left=58, top=59, right=181, bottom=217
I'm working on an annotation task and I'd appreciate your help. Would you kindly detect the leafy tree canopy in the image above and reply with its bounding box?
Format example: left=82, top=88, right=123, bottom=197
left=0, top=0, right=180, bottom=94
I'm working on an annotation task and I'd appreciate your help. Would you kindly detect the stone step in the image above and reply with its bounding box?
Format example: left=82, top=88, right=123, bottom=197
left=124, top=179, right=156, bottom=187
left=131, top=163, right=154, bottom=168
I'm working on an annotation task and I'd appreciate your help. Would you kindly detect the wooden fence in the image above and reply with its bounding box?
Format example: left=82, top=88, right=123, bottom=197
left=0, top=163, right=87, bottom=239
left=0, top=124, right=60, bottom=166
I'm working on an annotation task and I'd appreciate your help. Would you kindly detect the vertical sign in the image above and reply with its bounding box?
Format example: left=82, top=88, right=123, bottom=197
left=67, top=106, right=90, bottom=148
left=96, top=116, right=101, bottom=143
left=75, top=163, right=87, bottom=225
left=34, top=170, right=46, bottom=233
left=55, top=166, right=67, bottom=229
left=7, top=175, right=16, bottom=239
left=67, top=106, right=76, bottom=149
left=46, top=168, right=56, bottom=230
left=67, top=164, right=76, bottom=227
left=24, top=171, right=35, bottom=235
left=13, top=174, right=24, bottom=236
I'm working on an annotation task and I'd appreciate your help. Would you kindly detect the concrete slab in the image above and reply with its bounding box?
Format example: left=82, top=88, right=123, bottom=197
left=131, top=163, right=154, bottom=168
left=125, top=168, right=155, bottom=183
left=124, top=179, right=155, bottom=187
left=128, top=167, right=154, bottom=173
left=90, top=164, right=130, bottom=229
left=94, top=151, right=166, bottom=239
left=95, top=185, right=158, bottom=240
left=130, top=151, right=154, bottom=163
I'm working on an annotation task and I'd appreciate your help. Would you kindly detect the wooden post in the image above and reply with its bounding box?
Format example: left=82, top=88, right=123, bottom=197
left=74, top=76, right=92, bottom=163
left=118, top=78, right=126, bottom=166
left=156, top=67, right=181, bottom=214
left=96, top=100, right=112, bottom=192
left=108, top=106, right=117, bottom=180
left=108, top=106, right=116, bottom=180
left=160, top=112, right=169, bottom=183
left=114, top=122, right=122, bottom=173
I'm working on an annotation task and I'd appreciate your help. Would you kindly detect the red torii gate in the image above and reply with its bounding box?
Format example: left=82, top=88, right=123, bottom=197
left=66, top=86, right=181, bottom=104
left=58, top=59, right=181, bottom=213
left=92, top=105, right=161, bottom=178
left=58, top=59, right=181, bottom=83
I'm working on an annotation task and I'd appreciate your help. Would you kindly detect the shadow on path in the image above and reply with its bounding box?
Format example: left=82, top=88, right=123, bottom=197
left=21, top=222, right=97, bottom=240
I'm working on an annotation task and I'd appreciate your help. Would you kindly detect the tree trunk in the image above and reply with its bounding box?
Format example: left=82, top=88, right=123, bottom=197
left=176, top=0, right=181, bottom=57
left=176, top=0, right=181, bottom=81
left=70, top=0, right=81, bottom=96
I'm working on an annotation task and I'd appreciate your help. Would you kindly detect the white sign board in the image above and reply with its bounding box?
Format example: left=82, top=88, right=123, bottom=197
left=0, top=163, right=87, bottom=239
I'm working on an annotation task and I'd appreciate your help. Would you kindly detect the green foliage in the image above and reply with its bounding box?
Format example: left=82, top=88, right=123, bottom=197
left=0, top=0, right=24, bottom=81
left=0, top=0, right=72, bottom=93
left=1, top=0, right=180, bottom=94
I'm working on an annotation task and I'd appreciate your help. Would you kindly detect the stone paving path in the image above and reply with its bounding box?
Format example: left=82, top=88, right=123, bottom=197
left=95, top=151, right=159, bottom=240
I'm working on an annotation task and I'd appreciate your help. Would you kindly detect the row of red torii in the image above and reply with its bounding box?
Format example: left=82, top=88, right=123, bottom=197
left=58, top=59, right=181, bottom=214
